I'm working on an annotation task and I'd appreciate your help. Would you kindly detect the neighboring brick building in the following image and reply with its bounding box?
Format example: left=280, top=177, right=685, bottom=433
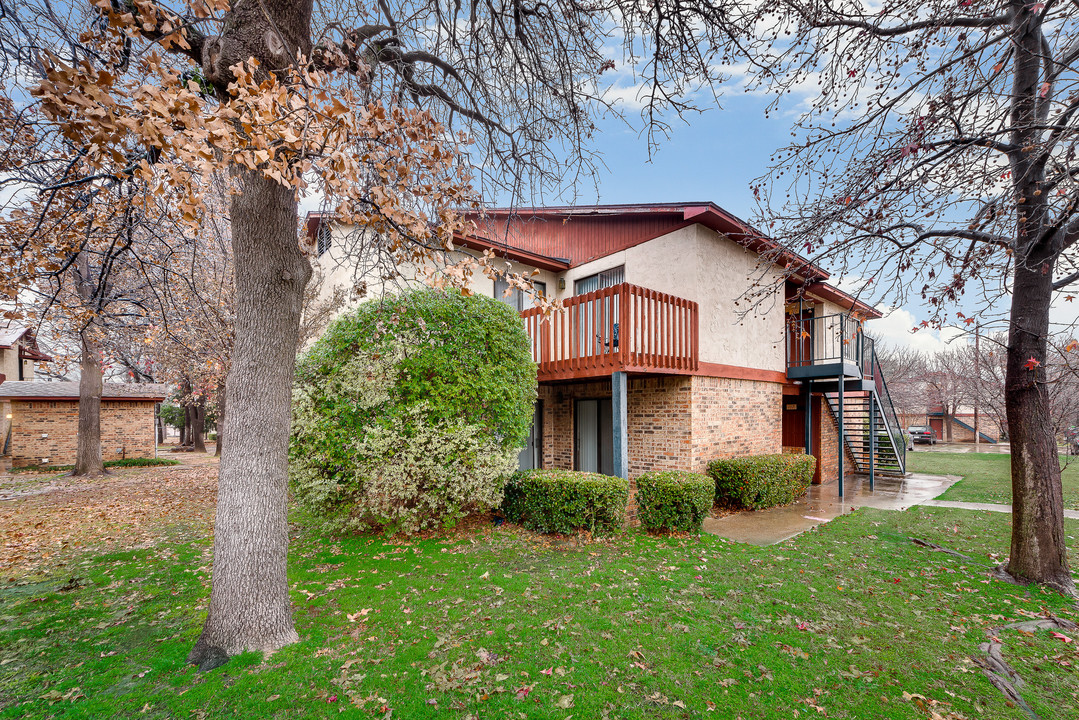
left=313, top=202, right=909, bottom=489
left=0, top=381, right=167, bottom=468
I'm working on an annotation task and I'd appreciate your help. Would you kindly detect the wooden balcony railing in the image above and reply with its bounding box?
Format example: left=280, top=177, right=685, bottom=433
left=521, top=283, right=699, bottom=381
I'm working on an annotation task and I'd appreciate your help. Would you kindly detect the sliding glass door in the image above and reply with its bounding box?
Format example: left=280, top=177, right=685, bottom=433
left=575, top=398, right=613, bottom=476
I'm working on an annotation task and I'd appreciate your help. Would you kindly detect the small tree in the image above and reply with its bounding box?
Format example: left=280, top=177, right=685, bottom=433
left=290, top=288, right=536, bottom=534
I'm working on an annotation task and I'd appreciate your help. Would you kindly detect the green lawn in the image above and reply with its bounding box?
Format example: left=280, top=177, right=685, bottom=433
left=3, top=509, right=1079, bottom=719
left=906, top=451, right=1079, bottom=510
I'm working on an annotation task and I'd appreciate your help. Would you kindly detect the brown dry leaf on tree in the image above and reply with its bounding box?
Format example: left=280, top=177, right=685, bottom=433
left=0, top=454, right=218, bottom=578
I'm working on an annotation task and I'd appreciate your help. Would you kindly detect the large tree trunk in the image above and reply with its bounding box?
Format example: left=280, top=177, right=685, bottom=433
left=215, top=383, right=225, bottom=457
left=1003, top=3, right=1075, bottom=596
left=188, top=169, right=311, bottom=666
left=192, top=395, right=207, bottom=453
left=1005, top=261, right=1075, bottom=594
left=73, top=329, right=104, bottom=476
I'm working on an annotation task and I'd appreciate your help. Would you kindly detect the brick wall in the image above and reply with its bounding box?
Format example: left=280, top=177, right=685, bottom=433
left=538, top=374, right=786, bottom=478
left=628, top=377, right=693, bottom=475
left=538, top=377, right=694, bottom=476
left=9, top=399, right=157, bottom=467
left=689, top=376, right=782, bottom=472
left=817, top=400, right=857, bottom=484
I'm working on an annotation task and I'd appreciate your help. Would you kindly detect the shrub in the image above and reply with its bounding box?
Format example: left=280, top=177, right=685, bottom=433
left=501, top=469, right=628, bottom=534
left=106, top=457, right=180, bottom=468
left=11, top=457, right=180, bottom=473
left=290, top=288, right=537, bottom=535
left=708, top=454, right=816, bottom=510
left=635, top=470, right=714, bottom=532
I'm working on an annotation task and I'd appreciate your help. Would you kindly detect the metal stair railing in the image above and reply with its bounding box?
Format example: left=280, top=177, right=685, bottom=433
left=869, top=347, right=907, bottom=473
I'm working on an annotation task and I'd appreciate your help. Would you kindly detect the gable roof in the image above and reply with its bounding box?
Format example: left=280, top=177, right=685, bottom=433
left=468, top=203, right=821, bottom=274
left=306, top=202, right=882, bottom=319
left=0, top=323, right=54, bottom=362
left=470, top=203, right=880, bottom=318
left=0, top=323, right=31, bottom=349
left=0, top=381, right=168, bottom=402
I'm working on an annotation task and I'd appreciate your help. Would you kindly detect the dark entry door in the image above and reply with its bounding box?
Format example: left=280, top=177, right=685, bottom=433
left=782, top=396, right=806, bottom=448
left=576, top=398, right=613, bottom=475
left=787, top=308, right=815, bottom=367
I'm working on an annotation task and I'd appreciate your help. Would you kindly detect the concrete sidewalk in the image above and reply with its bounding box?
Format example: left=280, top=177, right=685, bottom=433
left=921, top=498, right=1079, bottom=520
left=702, top=472, right=960, bottom=546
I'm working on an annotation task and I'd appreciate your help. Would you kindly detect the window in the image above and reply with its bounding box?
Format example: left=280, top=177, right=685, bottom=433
left=494, top=279, right=547, bottom=311
left=574, top=266, right=624, bottom=295
left=316, top=225, right=332, bottom=257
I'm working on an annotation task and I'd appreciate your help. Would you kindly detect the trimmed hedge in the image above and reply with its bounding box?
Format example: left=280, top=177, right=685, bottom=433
left=708, top=454, right=816, bottom=510
left=106, top=457, right=181, bottom=468
left=502, top=469, right=628, bottom=534
left=11, top=457, right=180, bottom=473
left=636, top=470, right=714, bottom=532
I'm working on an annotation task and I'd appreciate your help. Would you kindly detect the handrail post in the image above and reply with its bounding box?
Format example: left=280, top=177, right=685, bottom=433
left=619, top=284, right=629, bottom=366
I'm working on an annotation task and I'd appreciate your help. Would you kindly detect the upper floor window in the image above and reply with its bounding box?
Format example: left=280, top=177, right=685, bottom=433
left=494, top=279, right=547, bottom=311
left=316, top=225, right=332, bottom=257
left=574, top=266, right=624, bottom=295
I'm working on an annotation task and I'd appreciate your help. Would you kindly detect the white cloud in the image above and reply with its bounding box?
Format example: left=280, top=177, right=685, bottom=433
left=867, top=306, right=967, bottom=354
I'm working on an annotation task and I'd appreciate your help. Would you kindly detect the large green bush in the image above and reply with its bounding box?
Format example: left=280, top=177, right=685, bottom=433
left=708, top=454, right=816, bottom=510
left=635, top=470, right=714, bottom=532
left=289, top=288, right=537, bottom=534
left=501, top=469, right=628, bottom=534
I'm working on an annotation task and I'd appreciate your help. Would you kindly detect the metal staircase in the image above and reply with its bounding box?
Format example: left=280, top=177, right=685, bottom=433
left=823, top=343, right=907, bottom=478
left=786, top=312, right=908, bottom=487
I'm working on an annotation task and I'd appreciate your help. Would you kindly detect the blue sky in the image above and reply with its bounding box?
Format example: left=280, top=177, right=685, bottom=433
left=545, top=93, right=989, bottom=354
left=572, top=95, right=783, bottom=220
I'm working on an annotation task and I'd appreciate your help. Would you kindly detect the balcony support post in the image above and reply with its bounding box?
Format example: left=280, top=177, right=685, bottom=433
left=803, top=381, right=813, bottom=457
left=869, top=394, right=876, bottom=491
left=612, top=371, right=629, bottom=479
left=837, top=377, right=845, bottom=498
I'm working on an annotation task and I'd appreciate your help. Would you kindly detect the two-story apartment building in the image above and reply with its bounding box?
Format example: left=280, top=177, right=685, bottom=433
left=310, top=202, right=907, bottom=493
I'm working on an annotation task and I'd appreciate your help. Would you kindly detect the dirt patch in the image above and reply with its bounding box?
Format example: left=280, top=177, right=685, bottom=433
left=0, top=453, right=218, bottom=579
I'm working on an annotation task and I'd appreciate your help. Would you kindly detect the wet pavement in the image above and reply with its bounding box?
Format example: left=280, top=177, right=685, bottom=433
left=702, top=472, right=960, bottom=546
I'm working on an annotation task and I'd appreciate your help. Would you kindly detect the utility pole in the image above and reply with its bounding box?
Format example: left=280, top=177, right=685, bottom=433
left=974, top=324, right=980, bottom=449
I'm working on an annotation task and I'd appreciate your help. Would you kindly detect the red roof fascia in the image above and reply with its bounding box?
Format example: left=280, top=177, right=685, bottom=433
left=454, top=234, right=571, bottom=272
left=680, top=205, right=829, bottom=282
left=19, top=346, right=53, bottom=362
left=803, top=280, right=883, bottom=319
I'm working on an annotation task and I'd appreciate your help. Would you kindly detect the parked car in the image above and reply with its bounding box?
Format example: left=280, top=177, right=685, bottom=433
left=908, top=425, right=937, bottom=445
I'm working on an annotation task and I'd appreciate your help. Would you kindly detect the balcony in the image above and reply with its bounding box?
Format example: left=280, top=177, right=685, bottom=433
left=520, top=283, right=699, bottom=382
left=786, top=312, right=875, bottom=383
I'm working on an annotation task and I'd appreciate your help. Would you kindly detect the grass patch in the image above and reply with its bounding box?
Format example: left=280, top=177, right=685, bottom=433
left=1, top=508, right=1078, bottom=719
left=906, top=452, right=1079, bottom=510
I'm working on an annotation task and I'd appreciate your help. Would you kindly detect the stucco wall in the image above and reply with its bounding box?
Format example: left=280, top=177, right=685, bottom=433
left=8, top=399, right=157, bottom=467
left=558, top=225, right=786, bottom=371
left=314, top=223, right=559, bottom=312
left=315, top=220, right=788, bottom=372
left=0, top=347, right=35, bottom=382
